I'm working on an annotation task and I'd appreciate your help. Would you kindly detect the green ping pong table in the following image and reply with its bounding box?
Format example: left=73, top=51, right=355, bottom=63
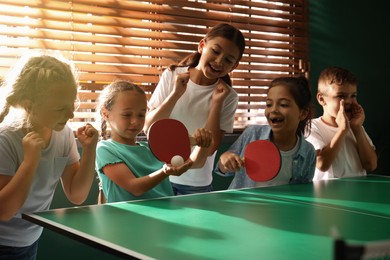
left=23, top=175, right=390, bottom=259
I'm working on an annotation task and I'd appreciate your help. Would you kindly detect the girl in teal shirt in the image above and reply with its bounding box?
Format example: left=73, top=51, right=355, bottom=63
left=96, top=80, right=212, bottom=202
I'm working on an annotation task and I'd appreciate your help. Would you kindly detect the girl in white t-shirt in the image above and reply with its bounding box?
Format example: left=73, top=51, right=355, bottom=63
left=144, top=23, right=246, bottom=195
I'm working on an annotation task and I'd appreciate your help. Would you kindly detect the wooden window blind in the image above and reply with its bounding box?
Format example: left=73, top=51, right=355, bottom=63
left=0, top=0, right=309, bottom=130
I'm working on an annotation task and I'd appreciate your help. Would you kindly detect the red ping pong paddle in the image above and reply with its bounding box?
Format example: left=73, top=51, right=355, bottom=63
left=147, top=118, right=195, bottom=166
left=244, top=140, right=281, bottom=182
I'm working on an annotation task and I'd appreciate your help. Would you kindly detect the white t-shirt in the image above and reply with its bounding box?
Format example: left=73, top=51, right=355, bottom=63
left=0, top=125, right=80, bottom=247
left=305, top=117, right=374, bottom=181
left=148, top=67, right=239, bottom=186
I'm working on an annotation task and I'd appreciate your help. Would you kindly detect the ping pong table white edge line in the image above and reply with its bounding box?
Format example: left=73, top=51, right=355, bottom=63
left=22, top=213, right=155, bottom=260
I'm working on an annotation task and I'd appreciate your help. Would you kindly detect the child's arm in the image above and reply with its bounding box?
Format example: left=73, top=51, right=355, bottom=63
left=102, top=161, right=193, bottom=197
left=61, top=124, right=98, bottom=205
left=216, top=126, right=252, bottom=175
left=316, top=100, right=349, bottom=172
left=189, top=128, right=213, bottom=168
left=0, top=132, right=45, bottom=221
left=349, top=103, right=377, bottom=171
left=144, top=72, right=190, bottom=132
left=204, top=80, right=231, bottom=154
left=217, top=151, right=244, bottom=174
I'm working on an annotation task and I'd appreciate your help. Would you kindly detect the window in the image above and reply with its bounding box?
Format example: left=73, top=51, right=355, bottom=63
left=0, top=0, right=309, bottom=130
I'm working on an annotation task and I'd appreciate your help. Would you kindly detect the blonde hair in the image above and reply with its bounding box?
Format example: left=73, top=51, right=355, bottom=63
left=0, top=53, right=78, bottom=129
left=97, top=80, right=146, bottom=140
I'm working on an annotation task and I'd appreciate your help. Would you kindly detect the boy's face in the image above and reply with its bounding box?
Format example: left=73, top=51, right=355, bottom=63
left=317, top=83, right=358, bottom=124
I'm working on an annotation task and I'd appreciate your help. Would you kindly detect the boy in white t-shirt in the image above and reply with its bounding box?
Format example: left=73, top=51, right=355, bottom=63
left=306, top=67, right=377, bottom=180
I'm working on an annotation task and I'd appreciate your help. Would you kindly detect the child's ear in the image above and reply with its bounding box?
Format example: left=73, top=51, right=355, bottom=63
left=101, top=108, right=109, bottom=120
left=299, top=108, right=309, bottom=121
left=198, top=39, right=206, bottom=53
left=317, top=92, right=326, bottom=106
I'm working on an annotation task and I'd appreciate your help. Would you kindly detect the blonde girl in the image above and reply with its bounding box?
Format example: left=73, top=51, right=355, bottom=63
left=0, top=54, right=98, bottom=259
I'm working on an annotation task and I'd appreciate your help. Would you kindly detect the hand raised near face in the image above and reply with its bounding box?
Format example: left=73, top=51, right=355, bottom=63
left=22, top=131, right=45, bottom=164
left=211, top=79, right=231, bottom=105
left=76, top=123, right=98, bottom=147
left=335, top=99, right=349, bottom=131
left=173, top=72, right=190, bottom=98
left=348, top=101, right=365, bottom=129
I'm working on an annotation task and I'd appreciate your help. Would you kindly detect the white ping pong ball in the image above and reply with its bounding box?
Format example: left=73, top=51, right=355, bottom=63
left=171, top=155, right=184, bottom=167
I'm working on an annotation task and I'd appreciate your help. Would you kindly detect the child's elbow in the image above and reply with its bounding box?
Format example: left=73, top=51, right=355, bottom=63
left=129, top=188, right=146, bottom=197
left=132, top=191, right=144, bottom=197
left=316, top=161, right=331, bottom=172
left=0, top=210, right=14, bottom=222
left=364, top=161, right=377, bottom=172
left=69, top=197, right=86, bottom=206
left=67, top=192, right=88, bottom=205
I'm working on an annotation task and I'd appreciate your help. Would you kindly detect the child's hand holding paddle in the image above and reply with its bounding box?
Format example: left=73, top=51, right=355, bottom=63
left=192, top=128, right=213, bottom=148
left=148, top=119, right=213, bottom=168
left=218, top=140, right=281, bottom=182
left=218, top=151, right=245, bottom=173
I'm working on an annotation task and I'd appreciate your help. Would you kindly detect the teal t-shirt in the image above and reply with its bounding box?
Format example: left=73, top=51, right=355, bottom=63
left=96, top=139, right=174, bottom=202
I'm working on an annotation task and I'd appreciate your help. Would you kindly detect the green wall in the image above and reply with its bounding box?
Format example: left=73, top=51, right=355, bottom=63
left=309, top=0, right=390, bottom=174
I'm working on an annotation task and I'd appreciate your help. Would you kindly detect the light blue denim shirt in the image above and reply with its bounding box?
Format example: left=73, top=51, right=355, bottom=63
left=215, top=125, right=316, bottom=189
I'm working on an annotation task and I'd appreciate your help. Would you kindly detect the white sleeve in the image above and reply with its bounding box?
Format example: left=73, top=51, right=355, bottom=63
left=220, top=89, right=239, bottom=133
left=148, top=68, right=175, bottom=109
left=305, top=120, right=326, bottom=151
